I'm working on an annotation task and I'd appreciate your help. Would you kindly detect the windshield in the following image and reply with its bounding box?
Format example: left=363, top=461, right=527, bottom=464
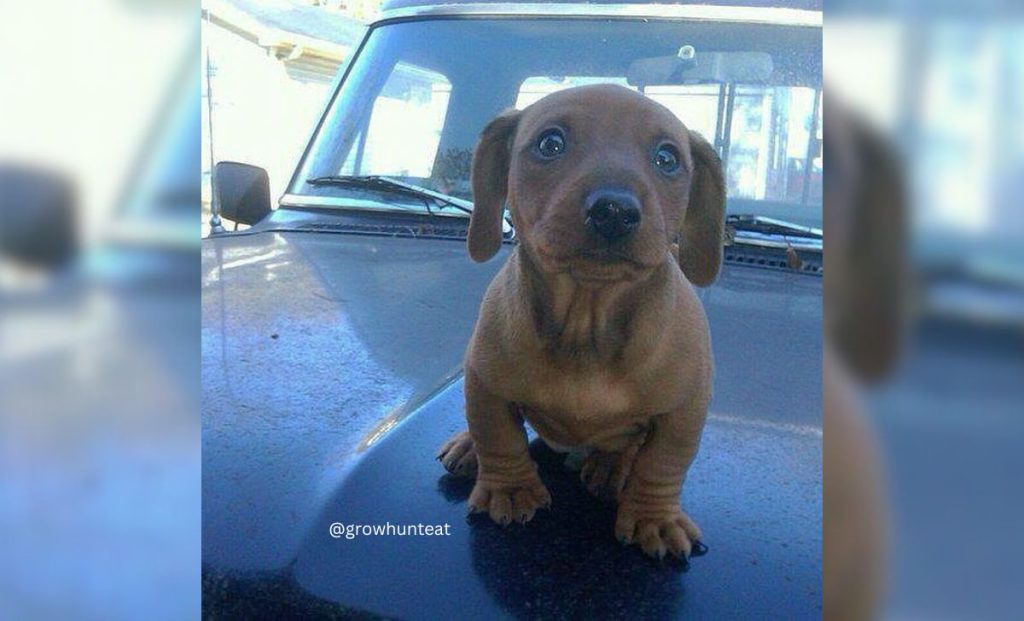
left=288, top=16, right=822, bottom=228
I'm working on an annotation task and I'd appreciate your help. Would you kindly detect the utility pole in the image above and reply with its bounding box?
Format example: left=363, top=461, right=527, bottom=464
left=204, top=11, right=225, bottom=236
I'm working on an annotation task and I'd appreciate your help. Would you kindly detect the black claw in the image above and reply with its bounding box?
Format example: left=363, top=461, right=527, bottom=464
left=665, top=553, right=690, bottom=571
left=691, top=540, right=708, bottom=556
left=500, top=516, right=511, bottom=527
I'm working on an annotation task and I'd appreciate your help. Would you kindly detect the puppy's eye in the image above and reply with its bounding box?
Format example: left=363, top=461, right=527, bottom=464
left=654, top=145, right=681, bottom=174
left=536, top=129, right=566, bottom=159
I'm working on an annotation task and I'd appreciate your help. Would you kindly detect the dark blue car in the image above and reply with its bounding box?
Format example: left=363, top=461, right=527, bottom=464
left=202, top=2, right=823, bottom=617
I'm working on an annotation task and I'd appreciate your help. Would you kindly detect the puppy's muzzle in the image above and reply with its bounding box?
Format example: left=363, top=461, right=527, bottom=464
left=584, top=189, right=641, bottom=241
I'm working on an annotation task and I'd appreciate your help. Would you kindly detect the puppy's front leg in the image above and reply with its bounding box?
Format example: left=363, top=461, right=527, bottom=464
left=465, top=369, right=551, bottom=526
left=616, top=402, right=708, bottom=559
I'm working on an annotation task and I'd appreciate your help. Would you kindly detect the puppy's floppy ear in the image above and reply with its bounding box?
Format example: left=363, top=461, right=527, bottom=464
left=678, top=130, right=726, bottom=286
left=468, top=109, right=520, bottom=262
left=827, top=109, right=908, bottom=383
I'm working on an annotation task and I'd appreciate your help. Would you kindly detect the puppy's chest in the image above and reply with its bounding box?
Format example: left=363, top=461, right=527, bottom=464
left=529, top=369, right=632, bottom=417
left=519, top=369, right=647, bottom=449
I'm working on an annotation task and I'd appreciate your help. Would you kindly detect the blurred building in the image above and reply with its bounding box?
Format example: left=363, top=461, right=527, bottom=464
left=314, top=0, right=385, bottom=22
left=200, top=0, right=366, bottom=233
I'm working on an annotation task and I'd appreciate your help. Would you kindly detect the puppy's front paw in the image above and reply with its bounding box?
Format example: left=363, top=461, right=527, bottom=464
left=436, top=431, right=478, bottom=478
left=615, top=502, right=704, bottom=560
left=468, top=477, right=551, bottom=526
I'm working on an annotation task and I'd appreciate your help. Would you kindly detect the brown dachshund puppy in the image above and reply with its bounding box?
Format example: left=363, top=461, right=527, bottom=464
left=437, top=84, right=725, bottom=559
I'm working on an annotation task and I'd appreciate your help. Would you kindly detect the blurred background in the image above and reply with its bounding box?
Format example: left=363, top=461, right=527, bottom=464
left=1, top=0, right=1022, bottom=619
left=1, top=0, right=201, bottom=619
left=825, top=1, right=1024, bottom=619
left=1, top=1, right=379, bottom=618
left=200, top=0, right=368, bottom=235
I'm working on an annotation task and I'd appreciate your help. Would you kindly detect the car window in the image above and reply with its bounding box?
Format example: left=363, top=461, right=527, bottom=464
left=290, top=18, right=822, bottom=226
left=516, top=78, right=720, bottom=140
left=727, top=85, right=822, bottom=205
left=645, top=84, right=722, bottom=146
left=339, top=63, right=451, bottom=178
left=516, top=76, right=631, bottom=108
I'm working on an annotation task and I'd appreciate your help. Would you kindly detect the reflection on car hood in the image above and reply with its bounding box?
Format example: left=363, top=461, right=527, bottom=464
left=202, top=230, right=822, bottom=618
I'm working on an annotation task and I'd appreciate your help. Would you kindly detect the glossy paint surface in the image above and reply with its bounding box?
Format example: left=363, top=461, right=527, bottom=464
left=202, top=224, right=822, bottom=618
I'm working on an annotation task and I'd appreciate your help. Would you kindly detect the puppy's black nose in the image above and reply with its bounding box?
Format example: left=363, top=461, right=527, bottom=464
left=585, top=190, right=641, bottom=240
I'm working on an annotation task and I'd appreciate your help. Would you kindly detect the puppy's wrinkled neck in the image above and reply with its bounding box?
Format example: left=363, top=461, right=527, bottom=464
left=515, top=245, right=671, bottom=360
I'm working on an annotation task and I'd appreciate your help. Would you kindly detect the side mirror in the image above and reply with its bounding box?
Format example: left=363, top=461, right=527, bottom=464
left=0, top=164, right=78, bottom=270
left=214, top=161, right=271, bottom=226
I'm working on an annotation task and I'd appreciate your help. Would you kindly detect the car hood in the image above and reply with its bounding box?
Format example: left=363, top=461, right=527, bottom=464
left=202, top=228, right=822, bottom=618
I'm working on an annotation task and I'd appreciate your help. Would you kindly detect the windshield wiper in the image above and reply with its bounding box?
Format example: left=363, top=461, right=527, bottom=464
left=728, top=214, right=821, bottom=238
left=306, top=175, right=471, bottom=214
left=306, top=175, right=515, bottom=234
left=727, top=214, right=822, bottom=251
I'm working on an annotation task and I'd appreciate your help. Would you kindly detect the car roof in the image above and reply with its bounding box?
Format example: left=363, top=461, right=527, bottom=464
left=376, top=1, right=822, bottom=25
left=382, top=0, right=823, bottom=10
